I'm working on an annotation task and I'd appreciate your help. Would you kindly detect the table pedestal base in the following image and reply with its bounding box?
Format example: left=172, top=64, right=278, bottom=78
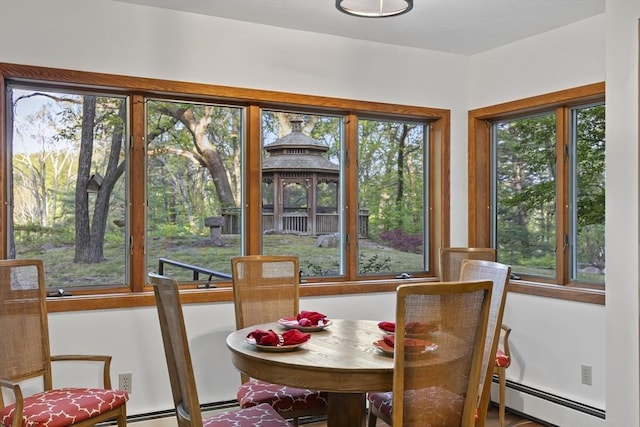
left=327, top=392, right=367, bottom=427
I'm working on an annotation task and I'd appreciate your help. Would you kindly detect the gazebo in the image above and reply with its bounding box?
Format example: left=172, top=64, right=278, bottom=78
left=221, top=117, right=369, bottom=236
left=261, top=117, right=341, bottom=236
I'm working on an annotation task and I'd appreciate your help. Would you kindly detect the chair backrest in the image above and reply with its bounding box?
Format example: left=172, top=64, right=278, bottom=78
left=149, top=272, right=204, bottom=427
left=392, top=280, right=492, bottom=427
left=0, top=259, right=53, bottom=399
left=231, top=255, right=300, bottom=329
left=439, top=247, right=496, bottom=282
left=459, top=259, right=511, bottom=423
left=231, top=255, right=300, bottom=383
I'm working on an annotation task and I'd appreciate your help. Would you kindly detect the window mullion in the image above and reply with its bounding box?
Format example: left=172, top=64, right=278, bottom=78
left=130, top=94, right=146, bottom=292
left=555, top=106, right=570, bottom=285
left=344, top=113, right=359, bottom=280
left=245, top=105, right=262, bottom=256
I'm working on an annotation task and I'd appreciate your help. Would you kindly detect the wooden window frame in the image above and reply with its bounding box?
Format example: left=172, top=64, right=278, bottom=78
left=0, top=62, right=450, bottom=312
left=468, top=82, right=605, bottom=305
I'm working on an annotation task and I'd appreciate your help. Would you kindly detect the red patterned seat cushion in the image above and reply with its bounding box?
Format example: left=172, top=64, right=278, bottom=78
left=237, top=379, right=327, bottom=414
left=495, top=348, right=510, bottom=368
left=204, top=403, right=291, bottom=426
left=368, top=387, right=468, bottom=425
left=0, top=388, right=128, bottom=427
left=368, top=391, right=393, bottom=418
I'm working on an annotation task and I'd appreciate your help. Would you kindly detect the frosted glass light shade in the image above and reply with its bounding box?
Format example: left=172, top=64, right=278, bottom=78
left=336, top=0, right=413, bottom=17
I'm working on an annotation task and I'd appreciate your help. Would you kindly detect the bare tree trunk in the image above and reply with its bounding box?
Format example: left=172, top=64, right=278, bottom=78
left=74, top=96, right=95, bottom=262
left=88, top=100, right=126, bottom=262
left=169, top=105, right=237, bottom=208
left=74, top=97, right=126, bottom=263
left=395, top=125, right=409, bottom=208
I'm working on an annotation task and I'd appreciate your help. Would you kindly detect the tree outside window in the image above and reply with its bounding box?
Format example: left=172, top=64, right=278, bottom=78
left=2, top=64, right=449, bottom=297
left=470, top=93, right=606, bottom=287
left=8, top=87, right=126, bottom=289
left=145, top=100, right=243, bottom=283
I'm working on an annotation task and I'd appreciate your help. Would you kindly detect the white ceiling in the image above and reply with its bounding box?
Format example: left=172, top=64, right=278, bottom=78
left=113, top=0, right=605, bottom=55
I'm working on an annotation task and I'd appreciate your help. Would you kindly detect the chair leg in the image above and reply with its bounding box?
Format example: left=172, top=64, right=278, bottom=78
left=116, top=405, right=127, bottom=427
left=498, top=366, right=506, bottom=427
left=367, top=412, right=378, bottom=427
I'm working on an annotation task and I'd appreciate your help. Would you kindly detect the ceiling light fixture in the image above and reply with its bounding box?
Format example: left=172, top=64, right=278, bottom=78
left=336, top=0, right=413, bottom=18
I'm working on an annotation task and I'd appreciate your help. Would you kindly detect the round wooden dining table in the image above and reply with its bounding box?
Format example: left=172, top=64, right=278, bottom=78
left=226, top=318, right=394, bottom=427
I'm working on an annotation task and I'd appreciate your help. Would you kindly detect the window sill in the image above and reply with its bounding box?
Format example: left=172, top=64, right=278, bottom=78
left=46, top=277, right=435, bottom=313
left=508, top=280, right=605, bottom=305
left=46, top=276, right=603, bottom=313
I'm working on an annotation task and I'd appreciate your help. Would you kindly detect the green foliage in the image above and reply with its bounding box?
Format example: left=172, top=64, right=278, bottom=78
left=14, top=223, right=74, bottom=245
left=11, top=95, right=423, bottom=282
left=576, top=105, right=605, bottom=229
left=302, top=260, right=340, bottom=276
left=104, top=231, right=124, bottom=245
left=577, top=223, right=605, bottom=270
left=154, top=223, right=199, bottom=239
left=357, top=119, right=425, bottom=238
left=377, top=229, right=423, bottom=254
left=358, top=253, right=392, bottom=274
left=495, top=104, right=605, bottom=279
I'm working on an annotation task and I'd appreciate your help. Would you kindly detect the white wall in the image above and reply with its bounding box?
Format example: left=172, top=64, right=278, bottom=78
left=470, top=4, right=640, bottom=426
left=469, top=13, right=608, bottom=427
left=0, top=0, right=467, bottom=417
left=47, top=293, right=396, bottom=414
left=2, top=1, right=635, bottom=426
left=0, top=0, right=472, bottom=246
left=469, top=14, right=605, bottom=107
left=603, top=1, right=640, bottom=426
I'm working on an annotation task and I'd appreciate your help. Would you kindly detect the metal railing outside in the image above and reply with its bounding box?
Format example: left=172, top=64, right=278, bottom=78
left=158, top=258, right=231, bottom=288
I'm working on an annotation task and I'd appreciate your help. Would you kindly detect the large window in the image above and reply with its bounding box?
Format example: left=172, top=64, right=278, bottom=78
left=469, top=84, right=605, bottom=294
left=260, top=111, right=344, bottom=278
left=357, top=118, right=428, bottom=276
left=145, top=100, right=243, bottom=283
left=8, top=86, right=127, bottom=290
left=1, top=63, right=449, bottom=306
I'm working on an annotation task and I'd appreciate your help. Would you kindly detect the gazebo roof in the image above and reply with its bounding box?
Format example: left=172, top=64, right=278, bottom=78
left=265, top=128, right=330, bottom=152
left=262, top=153, right=339, bottom=173
left=263, top=118, right=339, bottom=175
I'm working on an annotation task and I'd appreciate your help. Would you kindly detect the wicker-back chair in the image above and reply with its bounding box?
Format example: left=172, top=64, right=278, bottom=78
left=231, top=256, right=327, bottom=426
left=458, top=259, right=511, bottom=427
left=440, top=247, right=512, bottom=426
left=149, top=272, right=291, bottom=427
left=439, top=247, right=496, bottom=282
left=368, top=280, right=493, bottom=426
left=0, top=259, right=129, bottom=427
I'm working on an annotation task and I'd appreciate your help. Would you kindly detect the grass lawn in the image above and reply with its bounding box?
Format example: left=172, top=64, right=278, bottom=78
left=17, top=233, right=424, bottom=289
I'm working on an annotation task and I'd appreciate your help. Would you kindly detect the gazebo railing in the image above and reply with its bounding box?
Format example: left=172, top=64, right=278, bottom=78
left=221, top=208, right=369, bottom=237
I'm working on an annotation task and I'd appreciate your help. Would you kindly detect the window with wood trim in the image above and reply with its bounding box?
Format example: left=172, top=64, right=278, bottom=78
left=469, top=83, right=605, bottom=289
left=1, top=63, right=450, bottom=298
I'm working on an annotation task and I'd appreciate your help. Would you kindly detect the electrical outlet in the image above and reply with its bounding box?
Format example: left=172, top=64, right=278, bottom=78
left=119, top=373, right=132, bottom=393
left=581, top=364, right=592, bottom=385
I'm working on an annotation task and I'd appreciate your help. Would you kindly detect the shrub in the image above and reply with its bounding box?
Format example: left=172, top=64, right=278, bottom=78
left=378, top=229, right=422, bottom=254
left=358, top=253, right=392, bottom=274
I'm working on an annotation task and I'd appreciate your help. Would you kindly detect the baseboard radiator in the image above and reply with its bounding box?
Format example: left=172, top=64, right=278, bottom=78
left=118, top=380, right=606, bottom=426
left=121, top=400, right=240, bottom=425
left=497, top=377, right=606, bottom=425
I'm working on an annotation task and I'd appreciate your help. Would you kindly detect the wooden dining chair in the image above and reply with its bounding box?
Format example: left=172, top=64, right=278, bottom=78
left=368, top=280, right=493, bottom=426
left=439, top=247, right=496, bottom=282
left=230, top=255, right=327, bottom=426
left=494, top=324, right=512, bottom=427
left=440, top=247, right=512, bottom=427
left=459, top=259, right=511, bottom=427
left=148, top=272, right=292, bottom=427
left=368, top=257, right=511, bottom=427
left=0, top=259, right=129, bottom=427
